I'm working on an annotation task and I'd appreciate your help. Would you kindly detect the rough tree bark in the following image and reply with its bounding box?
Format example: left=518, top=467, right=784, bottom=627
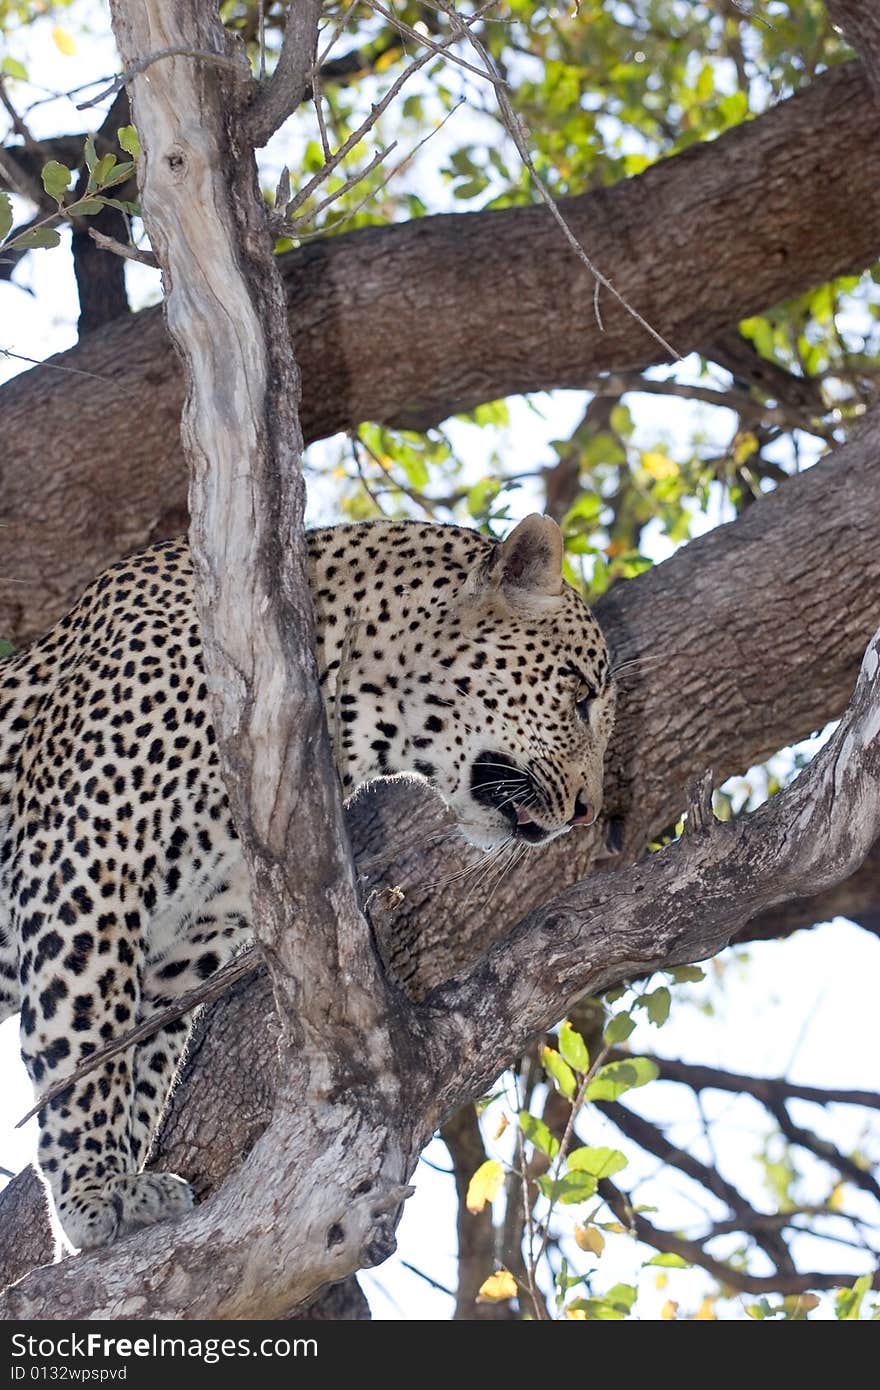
left=2, top=59, right=880, bottom=642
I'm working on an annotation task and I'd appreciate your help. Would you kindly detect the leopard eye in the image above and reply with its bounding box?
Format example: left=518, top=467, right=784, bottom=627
left=575, top=682, right=595, bottom=721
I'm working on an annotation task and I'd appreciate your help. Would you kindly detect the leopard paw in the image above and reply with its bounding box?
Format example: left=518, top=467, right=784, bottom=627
left=59, top=1171, right=194, bottom=1251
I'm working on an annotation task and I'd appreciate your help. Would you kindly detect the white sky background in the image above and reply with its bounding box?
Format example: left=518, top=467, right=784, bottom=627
left=1, top=3, right=878, bottom=1321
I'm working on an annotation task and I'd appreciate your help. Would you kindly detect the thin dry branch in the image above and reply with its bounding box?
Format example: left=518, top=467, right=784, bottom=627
left=599, top=1178, right=879, bottom=1296
left=76, top=46, right=249, bottom=110
left=278, top=2, right=494, bottom=223
left=623, top=1052, right=880, bottom=1111
left=88, top=226, right=158, bottom=267
left=16, top=948, right=261, bottom=1128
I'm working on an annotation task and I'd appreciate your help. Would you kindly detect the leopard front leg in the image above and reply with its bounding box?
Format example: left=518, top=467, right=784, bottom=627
left=130, top=900, right=251, bottom=1170
left=18, top=902, right=193, bottom=1251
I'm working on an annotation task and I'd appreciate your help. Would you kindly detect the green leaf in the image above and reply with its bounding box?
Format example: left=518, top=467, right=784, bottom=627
left=568, top=1283, right=637, bottom=1320
left=92, top=153, right=118, bottom=187
left=641, top=986, right=671, bottom=1027
left=65, top=199, right=104, bottom=217
left=559, top=1020, right=589, bottom=1073
left=117, top=125, right=141, bottom=158
left=541, top=1045, right=576, bottom=1100
left=97, top=161, right=135, bottom=190
left=84, top=133, right=98, bottom=173
left=645, top=1252, right=689, bottom=1268
left=568, top=1145, right=627, bottom=1179
left=0, top=193, right=11, bottom=243
left=399, top=451, right=429, bottom=491
left=836, top=1274, right=871, bottom=1320
left=14, top=227, right=62, bottom=250
left=587, top=1057, right=659, bottom=1102
left=606, top=1283, right=638, bottom=1313
left=1, top=57, right=28, bottom=81
left=41, top=161, right=72, bottom=202
left=538, top=1171, right=597, bottom=1205
left=518, top=1111, right=559, bottom=1159
left=603, top=1011, right=636, bottom=1044
left=567, top=1297, right=626, bottom=1320
left=668, top=964, right=705, bottom=984
left=453, top=175, right=489, bottom=200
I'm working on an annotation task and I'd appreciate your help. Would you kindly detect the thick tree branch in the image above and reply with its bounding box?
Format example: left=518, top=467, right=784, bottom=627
left=735, top=838, right=880, bottom=944
left=827, top=3, right=880, bottom=100
left=70, top=90, right=132, bottom=336
left=3, top=61, right=880, bottom=642
left=246, top=0, right=323, bottom=146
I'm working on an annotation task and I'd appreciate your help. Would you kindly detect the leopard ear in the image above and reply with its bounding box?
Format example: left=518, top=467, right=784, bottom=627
left=491, top=514, right=564, bottom=599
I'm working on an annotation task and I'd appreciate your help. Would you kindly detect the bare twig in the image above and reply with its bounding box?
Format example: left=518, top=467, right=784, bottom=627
left=585, top=371, right=831, bottom=437
left=76, top=46, right=248, bottom=111
left=515, top=1117, right=547, bottom=1319
left=16, top=948, right=261, bottom=1128
left=290, top=98, right=465, bottom=240
left=364, top=0, right=503, bottom=86
left=88, top=226, right=158, bottom=267
left=286, top=140, right=398, bottom=229
left=622, top=1051, right=880, bottom=1111
left=311, top=67, right=332, bottom=163
left=599, top=1178, right=878, bottom=1295
left=281, top=2, right=495, bottom=222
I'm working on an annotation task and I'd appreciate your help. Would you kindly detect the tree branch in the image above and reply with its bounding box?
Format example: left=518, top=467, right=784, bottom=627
left=826, top=2, right=880, bottom=101
left=246, top=0, right=323, bottom=146
left=3, top=61, right=880, bottom=643
left=599, top=1178, right=879, bottom=1296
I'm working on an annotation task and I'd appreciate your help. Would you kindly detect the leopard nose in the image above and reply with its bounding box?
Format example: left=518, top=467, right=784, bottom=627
left=568, top=792, right=597, bottom=827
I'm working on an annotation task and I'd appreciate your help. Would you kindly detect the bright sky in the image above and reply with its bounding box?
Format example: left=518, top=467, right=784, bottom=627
left=1, top=3, right=877, bottom=1322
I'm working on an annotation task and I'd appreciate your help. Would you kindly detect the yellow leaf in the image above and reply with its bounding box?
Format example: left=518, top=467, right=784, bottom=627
left=574, top=1224, right=605, bottom=1255
left=51, top=27, right=76, bottom=56
left=493, top=1113, right=509, bottom=1142
left=604, top=538, right=628, bottom=558
left=695, top=1297, right=717, bottom=1320
left=733, top=430, right=758, bottom=466
left=828, top=1181, right=844, bottom=1211
left=654, top=1271, right=668, bottom=1290
left=661, top=1299, right=678, bottom=1320
left=643, top=450, right=679, bottom=480
left=565, top=1305, right=588, bottom=1320
left=466, top=1159, right=503, bottom=1214
left=374, top=46, right=402, bottom=73
left=477, top=1270, right=517, bottom=1302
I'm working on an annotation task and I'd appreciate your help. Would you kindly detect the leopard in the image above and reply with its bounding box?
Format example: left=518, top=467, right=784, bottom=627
left=0, top=512, right=615, bottom=1252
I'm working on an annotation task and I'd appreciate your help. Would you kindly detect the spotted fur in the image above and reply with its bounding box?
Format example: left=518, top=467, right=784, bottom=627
left=0, top=515, right=614, bottom=1250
